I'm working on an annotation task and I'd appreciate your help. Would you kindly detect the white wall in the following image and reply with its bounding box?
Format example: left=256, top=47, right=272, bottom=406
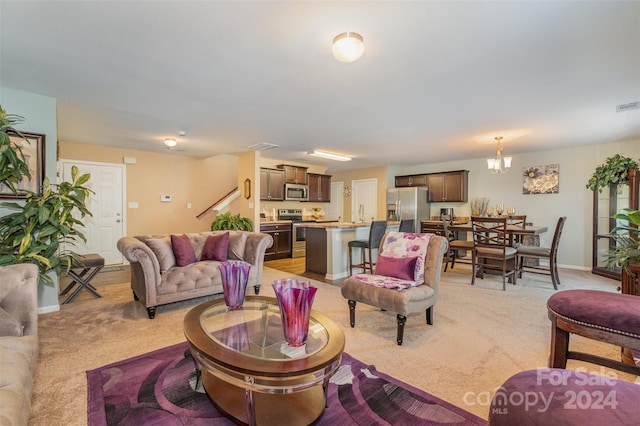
left=1, top=87, right=60, bottom=313
left=390, top=140, right=640, bottom=270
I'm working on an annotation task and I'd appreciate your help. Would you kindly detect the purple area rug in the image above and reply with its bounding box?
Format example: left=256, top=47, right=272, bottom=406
left=87, top=342, right=487, bottom=425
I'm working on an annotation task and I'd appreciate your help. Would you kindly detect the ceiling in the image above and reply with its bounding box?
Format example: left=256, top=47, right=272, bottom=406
left=1, top=1, right=639, bottom=173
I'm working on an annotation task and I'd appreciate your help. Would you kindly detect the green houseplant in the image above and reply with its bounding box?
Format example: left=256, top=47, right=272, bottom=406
left=0, top=105, right=92, bottom=285
left=210, top=212, right=253, bottom=232
left=607, top=208, right=640, bottom=273
left=586, top=154, right=639, bottom=192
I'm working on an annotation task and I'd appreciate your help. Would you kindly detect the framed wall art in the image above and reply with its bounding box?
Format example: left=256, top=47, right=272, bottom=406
left=0, top=131, right=46, bottom=198
left=523, top=164, right=559, bottom=194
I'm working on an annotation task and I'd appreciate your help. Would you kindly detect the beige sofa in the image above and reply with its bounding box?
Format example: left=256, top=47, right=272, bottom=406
left=0, top=264, right=39, bottom=426
left=117, top=231, right=273, bottom=318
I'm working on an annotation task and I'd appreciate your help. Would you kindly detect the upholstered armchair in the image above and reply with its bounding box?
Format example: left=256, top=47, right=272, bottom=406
left=341, top=232, right=448, bottom=345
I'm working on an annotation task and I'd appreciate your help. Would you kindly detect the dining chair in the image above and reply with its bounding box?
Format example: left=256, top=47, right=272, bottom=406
left=507, top=215, right=527, bottom=246
left=441, top=215, right=474, bottom=271
left=348, top=220, right=388, bottom=275
left=398, top=219, right=415, bottom=233
left=516, top=216, right=566, bottom=289
left=471, top=216, right=518, bottom=290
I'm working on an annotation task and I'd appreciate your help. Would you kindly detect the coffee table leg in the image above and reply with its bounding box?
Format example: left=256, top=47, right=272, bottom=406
left=245, top=377, right=256, bottom=426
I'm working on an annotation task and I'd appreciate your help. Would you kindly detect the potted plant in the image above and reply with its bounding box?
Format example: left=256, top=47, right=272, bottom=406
left=210, top=212, right=253, bottom=232
left=607, top=208, right=640, bottom=273
left=586, top=154, right=639, bottom=192
left=0, top=105, right=92, bottom=285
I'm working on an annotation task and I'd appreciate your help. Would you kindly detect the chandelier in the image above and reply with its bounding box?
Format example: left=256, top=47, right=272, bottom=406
left=487, top=136, right=512, bottom=174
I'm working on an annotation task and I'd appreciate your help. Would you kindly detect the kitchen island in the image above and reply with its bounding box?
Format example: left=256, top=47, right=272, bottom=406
left=304, top=222, right=399, bottom=280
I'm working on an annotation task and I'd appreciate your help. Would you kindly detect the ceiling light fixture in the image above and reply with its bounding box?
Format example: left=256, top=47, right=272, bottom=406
left=332, top=32, right=364, bottom=63
left=164, top=138, right=177, bottom=147
left=487, top=136, right=512, bottom=174
left=308, top=150, right=352, bottom=162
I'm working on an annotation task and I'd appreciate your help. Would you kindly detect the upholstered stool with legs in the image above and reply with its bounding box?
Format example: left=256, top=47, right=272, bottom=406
left=59, top=253, right=105, bottom=304
left=488, top=368, right=640, bottom=425
left=547, top=289, right=640, bottom=375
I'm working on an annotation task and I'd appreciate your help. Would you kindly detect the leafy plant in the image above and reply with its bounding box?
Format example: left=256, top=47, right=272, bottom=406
left=0, top=166, right=92, bottom=284
left=586, top=154, right=639, bottom=192
left=210, top=212, right=253, bottom=231
left=0, top=106, right=31, bottom=194
left=607, top=208, right=640, bottom=272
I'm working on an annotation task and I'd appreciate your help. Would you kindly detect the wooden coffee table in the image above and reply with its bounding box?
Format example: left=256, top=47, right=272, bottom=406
left=183, top=295, right=345, bottom=426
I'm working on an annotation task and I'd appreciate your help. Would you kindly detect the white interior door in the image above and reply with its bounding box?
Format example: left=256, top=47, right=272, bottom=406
left=351, top=178, right=377, bottom=223
left=60, top=160, right=125, bottom=265
left=326, top=181, right=344, bottom=221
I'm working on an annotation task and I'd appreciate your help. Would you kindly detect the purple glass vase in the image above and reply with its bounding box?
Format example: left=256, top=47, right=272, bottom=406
left=219, top=260, right=251, bottom=309
left=272, top=279, right=318, bottom=347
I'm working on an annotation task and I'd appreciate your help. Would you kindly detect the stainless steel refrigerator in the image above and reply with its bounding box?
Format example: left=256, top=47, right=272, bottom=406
left=386, top=187, right=430, bottom=232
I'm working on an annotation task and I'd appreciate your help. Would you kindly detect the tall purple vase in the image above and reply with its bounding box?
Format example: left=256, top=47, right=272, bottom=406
left=219, top=260, right=251, bottom=310
left=272, top=279, right=317, bottom=347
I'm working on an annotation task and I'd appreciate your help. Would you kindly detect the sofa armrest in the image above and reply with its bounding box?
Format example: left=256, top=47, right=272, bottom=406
left=117, top=236, right=162, bottom=302
left=243, top=232, right=274, bottom=284
left=0, top=264, right=39, bottom=337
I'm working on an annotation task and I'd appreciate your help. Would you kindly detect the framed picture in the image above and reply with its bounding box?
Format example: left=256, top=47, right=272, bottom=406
left=0, top=131, right=46, bottom=198
left=523, top=164, right=559, bottom=194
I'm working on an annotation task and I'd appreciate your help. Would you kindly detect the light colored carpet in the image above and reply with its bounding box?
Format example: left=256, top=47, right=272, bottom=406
left=29, top=265, right=635, bottom=425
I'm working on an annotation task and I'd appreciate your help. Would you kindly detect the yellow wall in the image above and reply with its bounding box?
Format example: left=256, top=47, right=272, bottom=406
left=330, top=166, right=389, bottom=222
left=59, top=141, right=239, bottom=235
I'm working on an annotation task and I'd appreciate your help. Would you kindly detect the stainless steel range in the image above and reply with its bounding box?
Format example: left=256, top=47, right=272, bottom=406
left=278, top=209, right=312, bottom=258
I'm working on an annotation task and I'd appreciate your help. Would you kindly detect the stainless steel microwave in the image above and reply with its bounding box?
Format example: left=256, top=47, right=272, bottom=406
left=285, top=183, right=309, bottom=201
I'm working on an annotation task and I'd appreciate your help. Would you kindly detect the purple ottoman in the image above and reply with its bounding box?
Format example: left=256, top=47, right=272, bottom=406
left=489, top=369, right=640, bottom=425
left=547, top=289, right=640, bottom=375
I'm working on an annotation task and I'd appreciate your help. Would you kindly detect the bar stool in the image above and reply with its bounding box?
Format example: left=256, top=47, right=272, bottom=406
left=60, top=253, right=105, bottom=304
left=348, top=220, right=387, bottom=275
left=398, top=219, right=414, bottom=232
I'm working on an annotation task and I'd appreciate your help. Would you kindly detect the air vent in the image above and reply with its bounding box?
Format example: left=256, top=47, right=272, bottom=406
left=616, top=101, right=639, bottom=112
left=247, top=142, right=279, bottom=151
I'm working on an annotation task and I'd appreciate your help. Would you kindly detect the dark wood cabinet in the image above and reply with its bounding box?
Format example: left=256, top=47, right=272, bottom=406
left=395, top=174, right=428, bottom=187
left=277, top=164, right=308, bottom=184
left=427, top=170, right=469, bottom=202
left=308, top=173, right=331, bottom=202
left=592, top=169, right=639, bottom=280
left=260, top=168, right=285, bottom=201
left=260, top=223, right=291, bottom=260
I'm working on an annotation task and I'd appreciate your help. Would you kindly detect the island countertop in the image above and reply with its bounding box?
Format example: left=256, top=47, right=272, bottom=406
left=301, top=221, right=400, bottom=229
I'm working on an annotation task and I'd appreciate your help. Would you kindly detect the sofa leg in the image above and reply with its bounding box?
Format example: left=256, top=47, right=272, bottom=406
left=133, top=291, right=139, bottom=301
left=348, top=300, right=356, bottom=327
left=426, top=307, right=433, bottom=325
left=254, top=285, right=260, bottom=295
left=146, top=306, right=157, bottom=319
left=396, top=314, right=407, bottom=345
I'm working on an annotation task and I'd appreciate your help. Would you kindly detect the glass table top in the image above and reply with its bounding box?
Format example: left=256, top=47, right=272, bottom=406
left=199, top=297, right=328, bottom=361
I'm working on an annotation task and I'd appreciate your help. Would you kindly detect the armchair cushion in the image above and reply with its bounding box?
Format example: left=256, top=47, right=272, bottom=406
left=171, top=234, right=197, bottom=266
left=350, top=274, right=419, bottom=290
left=201, top=232, right=230, bottom=261
left=378, top=232, right=432, bottom=284
left=374, top=255, right=418, bottom=281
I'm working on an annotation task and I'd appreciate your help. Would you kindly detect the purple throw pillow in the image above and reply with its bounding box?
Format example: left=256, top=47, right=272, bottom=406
left=171, top=234, right=197, bottom=266
left=201, top=232, right=230, bottom=261
left=374, top=255, right=418, bottom=281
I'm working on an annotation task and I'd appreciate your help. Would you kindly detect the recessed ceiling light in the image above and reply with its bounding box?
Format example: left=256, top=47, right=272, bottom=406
left=308, top=150, right=352, bottom=161
left=164, top=138, right=177, bottom=147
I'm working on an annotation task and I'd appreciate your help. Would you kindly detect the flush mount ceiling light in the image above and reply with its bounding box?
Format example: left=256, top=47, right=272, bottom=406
left=332, top=32, right=364, bottom=62
left=308, top=150, right=352, bottom=161
left=487, top=136, right=512, bottom=174
left=164, top=138, right=177, bottom=147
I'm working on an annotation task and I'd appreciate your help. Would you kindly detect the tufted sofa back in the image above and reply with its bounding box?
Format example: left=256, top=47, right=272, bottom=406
left=0, top=264, right=39, bottom=337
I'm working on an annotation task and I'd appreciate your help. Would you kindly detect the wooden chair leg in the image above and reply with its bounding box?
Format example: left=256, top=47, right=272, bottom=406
left=396, top=314, right=406, bottom=345
left=348, top=246, right=353, bottom=276
left=549, top=316, right=569, bottom=368
left=348, top=300, right=356, bottom=327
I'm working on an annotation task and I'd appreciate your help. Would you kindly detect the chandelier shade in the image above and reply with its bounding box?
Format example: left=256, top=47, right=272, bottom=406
left=487, top=136, right=511, bottom=174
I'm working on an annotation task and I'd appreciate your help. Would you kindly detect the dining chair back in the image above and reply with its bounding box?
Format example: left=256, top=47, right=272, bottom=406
left=516, top=216, right=566, bottom=289
left=508, top=215, right=527, bottom=245
left=441, top=215, right=474, bottom=271
left=471, top=216, right=518, bottom=290
left=347, top=220, right=388, bottom=275
left=399, top=219, right=415, bottom=233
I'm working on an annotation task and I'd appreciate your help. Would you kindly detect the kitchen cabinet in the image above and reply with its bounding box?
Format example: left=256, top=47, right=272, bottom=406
left=260, top=168, right=285, bottom=201
left=395, top=174, right=428, bottom=187
left=307, top=173, right=331, bottom=202
left=277, top=164, right=308, bottom=184
left=427, top=170, right=469, bottom=202
left=260, top=223, right=291, bottom=260
left=592, top=168, right=639, bottom=280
